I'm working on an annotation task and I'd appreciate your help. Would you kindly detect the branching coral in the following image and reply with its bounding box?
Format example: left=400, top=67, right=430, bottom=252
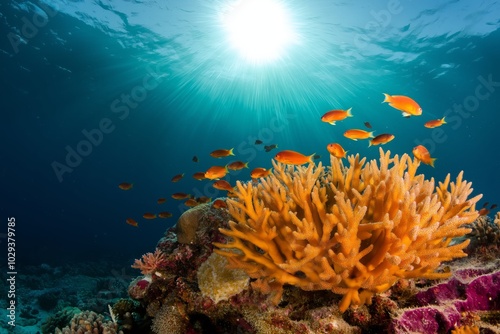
left=214, top=149, right=481, bottom=312
left=131, top=248, right=167, bottom=276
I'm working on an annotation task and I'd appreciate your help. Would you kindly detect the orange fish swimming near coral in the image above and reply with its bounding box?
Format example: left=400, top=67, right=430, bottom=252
left=369, top=134, right=395, bottom=147
left=344, top=129, right=374, bottom=141
left=184, top=198, right=199, bottom=207
left=210, top=148, right=234, bottom=158
left=172, top=192, right=191, bottom=200
left=192, top=172, right=206, bottom=180
left=118, top=182, right=133, bottom=190
left=412, top=145, right=436, bottom=167
left=321, top=108, right=353, bottom=125
left=424, top=117, right=446, bottom=128
left=205, top=165, right=229, bottom=180
left=250, top=167, right=272, bottom=179
left=171, top=173, right=184, bottom=182
left=326, top=143, right=347, bottom=158
left=126, top=218, right=138, bottom=227
left=382, top=93, right=422, bottom=117
left=212, top=199, right=227, bottom=209
left=213, top=180, right=234, bottom=192
left=157, top=198, right=167, bottom=205
left=158, top=212, right=173, bottom=218
left=227, top=161, right=249, bottom=171
left=143, top=213, right=157, bottom=219
left=275, top=150, right=315, bottom=165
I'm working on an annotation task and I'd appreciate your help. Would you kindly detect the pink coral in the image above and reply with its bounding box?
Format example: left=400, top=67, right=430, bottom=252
left=131, top=248, right=167, bottom=275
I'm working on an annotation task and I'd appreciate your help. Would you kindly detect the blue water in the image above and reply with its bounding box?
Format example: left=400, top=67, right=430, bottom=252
left=1, top=0, right=500, bottom=267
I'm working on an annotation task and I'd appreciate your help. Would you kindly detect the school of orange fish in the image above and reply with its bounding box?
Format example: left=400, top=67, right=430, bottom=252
left=119, top=93, right=493, bottom=227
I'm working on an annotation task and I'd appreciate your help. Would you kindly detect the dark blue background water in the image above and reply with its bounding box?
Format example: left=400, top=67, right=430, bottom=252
left=1, top=0, right=499, bottom=267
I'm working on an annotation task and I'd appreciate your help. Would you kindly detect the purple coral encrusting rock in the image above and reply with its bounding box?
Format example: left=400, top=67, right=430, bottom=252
left=391, top=268, right=500, bottom=333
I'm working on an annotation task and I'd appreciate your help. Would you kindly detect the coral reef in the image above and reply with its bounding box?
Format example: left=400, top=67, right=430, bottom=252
left=197, top=252, right=250, bottom=304
left=214, top=149, right=481, bottom=312
left=464, top=215, right=500, bottom=259
left=54, top=309, right=123, bottom=333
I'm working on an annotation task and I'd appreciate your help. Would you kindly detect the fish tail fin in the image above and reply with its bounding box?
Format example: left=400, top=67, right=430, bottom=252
left=382, top=93, right=391, bottom=103
left=329, top=121, right=336, bottom=125
left=430, top=158, right=437, bottom=168
left=369, top=131, right=375, bottom=138
left=368, top=141, right=373, bottom=147
left=308, top=153, right=316, bottom=164
left=229, top=148, right=235, bottom=156
left=441, top=116, right=447, bottom=124
left=346, top=107, right=353, bottom=117
left=244, top=162, right=249, bottom=168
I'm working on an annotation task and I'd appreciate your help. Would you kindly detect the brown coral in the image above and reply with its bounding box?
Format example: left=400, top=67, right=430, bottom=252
left=214, top=149, right=481, bottom=312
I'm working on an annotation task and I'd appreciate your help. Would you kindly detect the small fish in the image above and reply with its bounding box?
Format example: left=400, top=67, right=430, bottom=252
left=490, top=204, right=497, bottom=209
left=118, top=182, right=133, bottom=190
left=205, top=165, right=229, bottom=180
left=321, top=108, right=353, bottom=125
left=478, top=208, right=490, bottom=216
left=364, top=122, right=372, bottom=129
left=158, top=212, right=173, bottom=218
left=255, top=140, right=263, bottom=145
left=344, top=129, right=375, bottom=141
left=275, top=150, right=315, bottom=165
left=412, top=145, right=436, bottom=167
left=213, top=180, right=234, bottom=192
left=212, top=199, right=227, bottom=209
left=313, top=154, right=321, bottom=160
left=483, top=202, right=490, bottom=208
left=172, top=192, right=191, bottom=200
left=382, top=93, right=422, bottom=117
left=157, top=198, right=167, bottom=205
left=227, top=161, right=249, bottom=171
left=196, top=196, right=212, bottom=203
left=327, top=143, right=347, bottom=158
left=424, top=117, right=446, bottom=128
left=143, top=213, right=157, bottom=219
left=264, top=144, right=278, bottom=152
left=210, top=148, right=234, bottom=158
left=192, top=172, right=206, bottom=180
left=171, top=173, right=184, bottom=183
left=369, top=134, right=395, bottom=147
left=250, top=167, right=272, bottom=179
left=192, top=156, right=199, bottom=162
left=126, top=218, right=138, bottom=227
left=184, top=198, right=199, bottom=207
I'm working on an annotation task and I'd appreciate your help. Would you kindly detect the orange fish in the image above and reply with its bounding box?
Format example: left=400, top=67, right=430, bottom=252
left=192, top=172, right=206, bottom=181
left=227, top=161, right=249, bottom=171
left=196, top=196, right=212, bottom=203
left=126, top=218, right=138, bottom=227
left=250, top=167, right=272, bottom=179
left=326, top=143, right=347, bottom=158
left=171, top=173, right=184, bottom=183
left=157, top=198, right=167, bottom=205
left=382, top=93, right=422, bottom=117
left=143, top=213, right=157, bottom=219
left=275, top=150, right=315, bottom=165
left=478, top=208, right=490, bottom=216
left=424, top=117, right=446, bottom=128
left=184, top=198, right=199, bottom=207
left=172, top=192, right=191, bottom=200
left=321, top=108, right=353, bottom=125
left=213, top=180, right=234, bottom=192
left=369, top=134, right=395, bottom=147
left=210, top=148, right=234, bottom=158
left=158, top=211, right=173, bottom=218
left=205, top=165, right=229, bottom=180
left=212, top=199, right=227, bottom=209
left=118, top=182, right=133, bottom=190
left=344, top=129, right=374, bottom=141
left=412, top=145, right=436, bottom=167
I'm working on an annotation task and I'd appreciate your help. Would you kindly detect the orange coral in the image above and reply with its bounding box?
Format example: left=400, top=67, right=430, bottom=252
left=214, top=149, right=481, bottom=312
left=131, top=248, right=167, bottom=275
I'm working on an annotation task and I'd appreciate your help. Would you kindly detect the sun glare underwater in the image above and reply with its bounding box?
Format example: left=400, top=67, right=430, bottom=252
left=2, top=0, right=500, bottom=333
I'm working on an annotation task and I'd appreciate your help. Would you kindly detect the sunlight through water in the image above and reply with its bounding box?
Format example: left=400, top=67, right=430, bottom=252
left=222, top=0, right=296, bottom=64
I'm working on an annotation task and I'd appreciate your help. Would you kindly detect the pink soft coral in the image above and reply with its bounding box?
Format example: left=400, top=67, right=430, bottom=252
left=131, top=248, right=167, bottom=275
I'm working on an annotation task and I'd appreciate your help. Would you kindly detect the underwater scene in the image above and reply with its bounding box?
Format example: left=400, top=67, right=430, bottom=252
left=1, top=0, right=500, bottom=333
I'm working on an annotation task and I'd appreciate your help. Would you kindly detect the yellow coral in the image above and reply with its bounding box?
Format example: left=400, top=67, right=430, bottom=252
left=214, top=149, right=481, bottom=312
